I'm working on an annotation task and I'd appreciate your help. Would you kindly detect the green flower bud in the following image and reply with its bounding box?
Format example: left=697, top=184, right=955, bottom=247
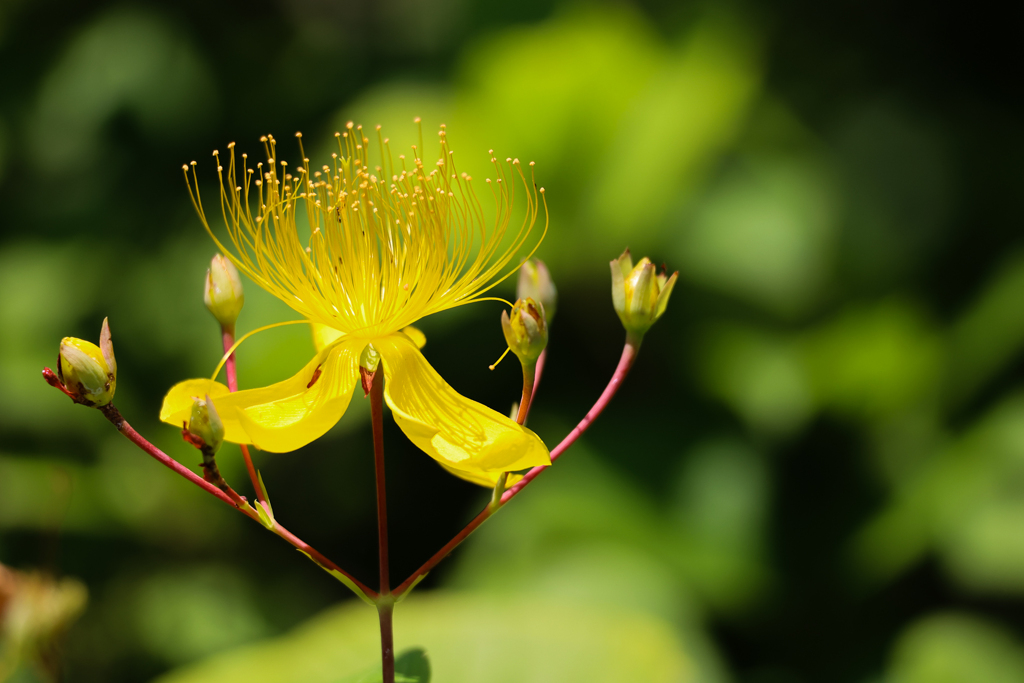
left=204, top=254, right=244, bottom=329
left=187, top=395, right=224, bottom=453
left=57, top=318, right=116, bottom=406
left=501, top=298, right=548, bottom=365
left=610, top=249, right=677, bottom=340
left=517, top=259, right=557, bottom=324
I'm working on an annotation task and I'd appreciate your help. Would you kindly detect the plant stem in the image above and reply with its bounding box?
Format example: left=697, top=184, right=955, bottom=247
left=221, top=325, right=266, bottom=505
left=392, top=336, right=640, bottom=597
left=100, top=403, right=238, bottom=506
left=55, top=386, right=377, bottom=600
left=503, top=336, right=639, bottom=497
left=368, top=367, right=394, bottom=683
left=530, top=348, right=547, bottom=405
left=515, top=361, right=537, bottom=425
left=378, top=600, right=395, bottom=683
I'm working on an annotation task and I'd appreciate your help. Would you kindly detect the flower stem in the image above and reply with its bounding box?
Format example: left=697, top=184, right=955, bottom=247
left=378, top=600, right=395, bottom=683
left=368, top=367, right=394, bottom=683
left=221, top=325, right=266, bottom=506
left=41, top=373, right=377, bottom=601
left=530, top=348, right=547, bottom=405
left=392, top=336, right=640, bottom=597
left=503, top=336, right=639, bottom=498
left=515, top=361, right=537, bottom=425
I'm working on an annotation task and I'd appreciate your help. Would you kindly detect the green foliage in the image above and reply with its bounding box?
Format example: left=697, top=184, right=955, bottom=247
left=154, top=593, right=692, bottom=683
left=334, top=648, right=430, bottom=683
left=886, top=614, right=1024, bottom=683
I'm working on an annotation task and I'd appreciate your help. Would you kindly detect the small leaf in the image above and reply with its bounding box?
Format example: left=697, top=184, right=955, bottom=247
left=395, top=573, right=428, bottom=604
left=255, top=500, right=275, bottom=530
left=257, top=470, right=274, bottom=517
left=295, top=550, right=375, bottom=607
left=395, top=648, right=431, bottom=683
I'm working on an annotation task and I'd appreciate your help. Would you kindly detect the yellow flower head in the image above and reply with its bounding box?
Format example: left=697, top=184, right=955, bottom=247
left=160, top=123, right=551, bottom=486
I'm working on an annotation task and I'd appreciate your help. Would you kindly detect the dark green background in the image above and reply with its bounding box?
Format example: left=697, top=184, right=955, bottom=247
left=1, top=0, right=1023, bottom=681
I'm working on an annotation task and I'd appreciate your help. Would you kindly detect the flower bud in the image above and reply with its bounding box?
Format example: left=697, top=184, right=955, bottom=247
left=610, top=249, right=678, bottom=339
left=187, top=395, right=224, bottom=453
left=501, top=298, right=548, bottom=365
left=57, top=318, right=116, bottom=406
left=204, top=254, right=244, bottom=329
left=517, top=259, right=557, bottom=324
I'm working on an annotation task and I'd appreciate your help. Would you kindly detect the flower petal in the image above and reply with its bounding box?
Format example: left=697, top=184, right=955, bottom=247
left=312, top=323, right=345, bottom=352
left=439, top=461, right=526, bottom=489
left=376, top=334, right=550, bottom=480
left=160, top=340, right=362, bottom=453
left=400, top=326, right=427, bottom=349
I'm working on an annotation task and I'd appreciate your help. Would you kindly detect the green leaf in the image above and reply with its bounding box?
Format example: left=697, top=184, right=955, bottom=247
left=395, top=648, right=430, bottom=683
left=257, top=471, right=273, bottom=517
left=295, top=550, right=375, bottom=607
left=332, top=649, right=428, bottom=683
left=395, top=573, right=428, bottom=604
left=254, top=501, right=274, bottom=530
left=152, top=592, right=698, bottom=683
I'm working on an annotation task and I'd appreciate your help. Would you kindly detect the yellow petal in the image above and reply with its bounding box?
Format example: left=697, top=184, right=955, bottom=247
left=375, top=334, right=550, bottom=479
left=400, top=325, right=427, bottom=349
left=312, top=323, right=345, bottom=352
left=439, top=462, right=526, bottom=489
left=160, top=340, right=362, bottom=453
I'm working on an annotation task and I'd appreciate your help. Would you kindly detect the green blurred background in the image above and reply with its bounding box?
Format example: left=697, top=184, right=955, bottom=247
left=1, top=0, right=1022, bottom=681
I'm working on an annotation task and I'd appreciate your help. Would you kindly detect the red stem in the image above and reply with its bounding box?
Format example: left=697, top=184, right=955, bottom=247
left=369, top=368, right=394, bottom=683
left=503, top=340, right=638, bottom=498
left=221, top=326, right=265, bottom=505
left=103, top=403, right=238, bottom=506
left=514, top=362, right=536, bottom=425
left=392, top=337, right=639, bottom=597
left=530, top=348, right=547, bottom=405
left=43, top=370, right=377, bottom=600
left=370, top=369, right=390, bottom=596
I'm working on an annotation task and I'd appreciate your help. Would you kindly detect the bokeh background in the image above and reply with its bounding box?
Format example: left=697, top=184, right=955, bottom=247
left=1, top=0, right=1022, bottom=681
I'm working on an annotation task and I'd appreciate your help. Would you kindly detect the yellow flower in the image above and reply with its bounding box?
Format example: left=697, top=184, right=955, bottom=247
left=160, top=124, right=550, bottom=486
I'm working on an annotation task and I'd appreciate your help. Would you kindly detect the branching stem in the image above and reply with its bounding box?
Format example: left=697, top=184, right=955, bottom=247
left=41, top=370, right=377, bottom=601
left=392, top=336, right=640, bottom=597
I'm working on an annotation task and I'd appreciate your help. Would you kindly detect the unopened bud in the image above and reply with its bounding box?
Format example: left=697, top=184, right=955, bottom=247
left=517, top=259, right=557, bottom=324
left=610, top=250, right=677, bottom=340
left=57, top=318, right=116, bottom=406
left=187, top=395, right=224, bottom=453
left=501, top=298, right=548, bottom=365
left=204, top=254, right=244, bottom=329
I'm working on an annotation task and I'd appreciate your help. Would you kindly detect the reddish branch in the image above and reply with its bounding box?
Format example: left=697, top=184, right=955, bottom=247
left=392, top=338, right=639, bottom=597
